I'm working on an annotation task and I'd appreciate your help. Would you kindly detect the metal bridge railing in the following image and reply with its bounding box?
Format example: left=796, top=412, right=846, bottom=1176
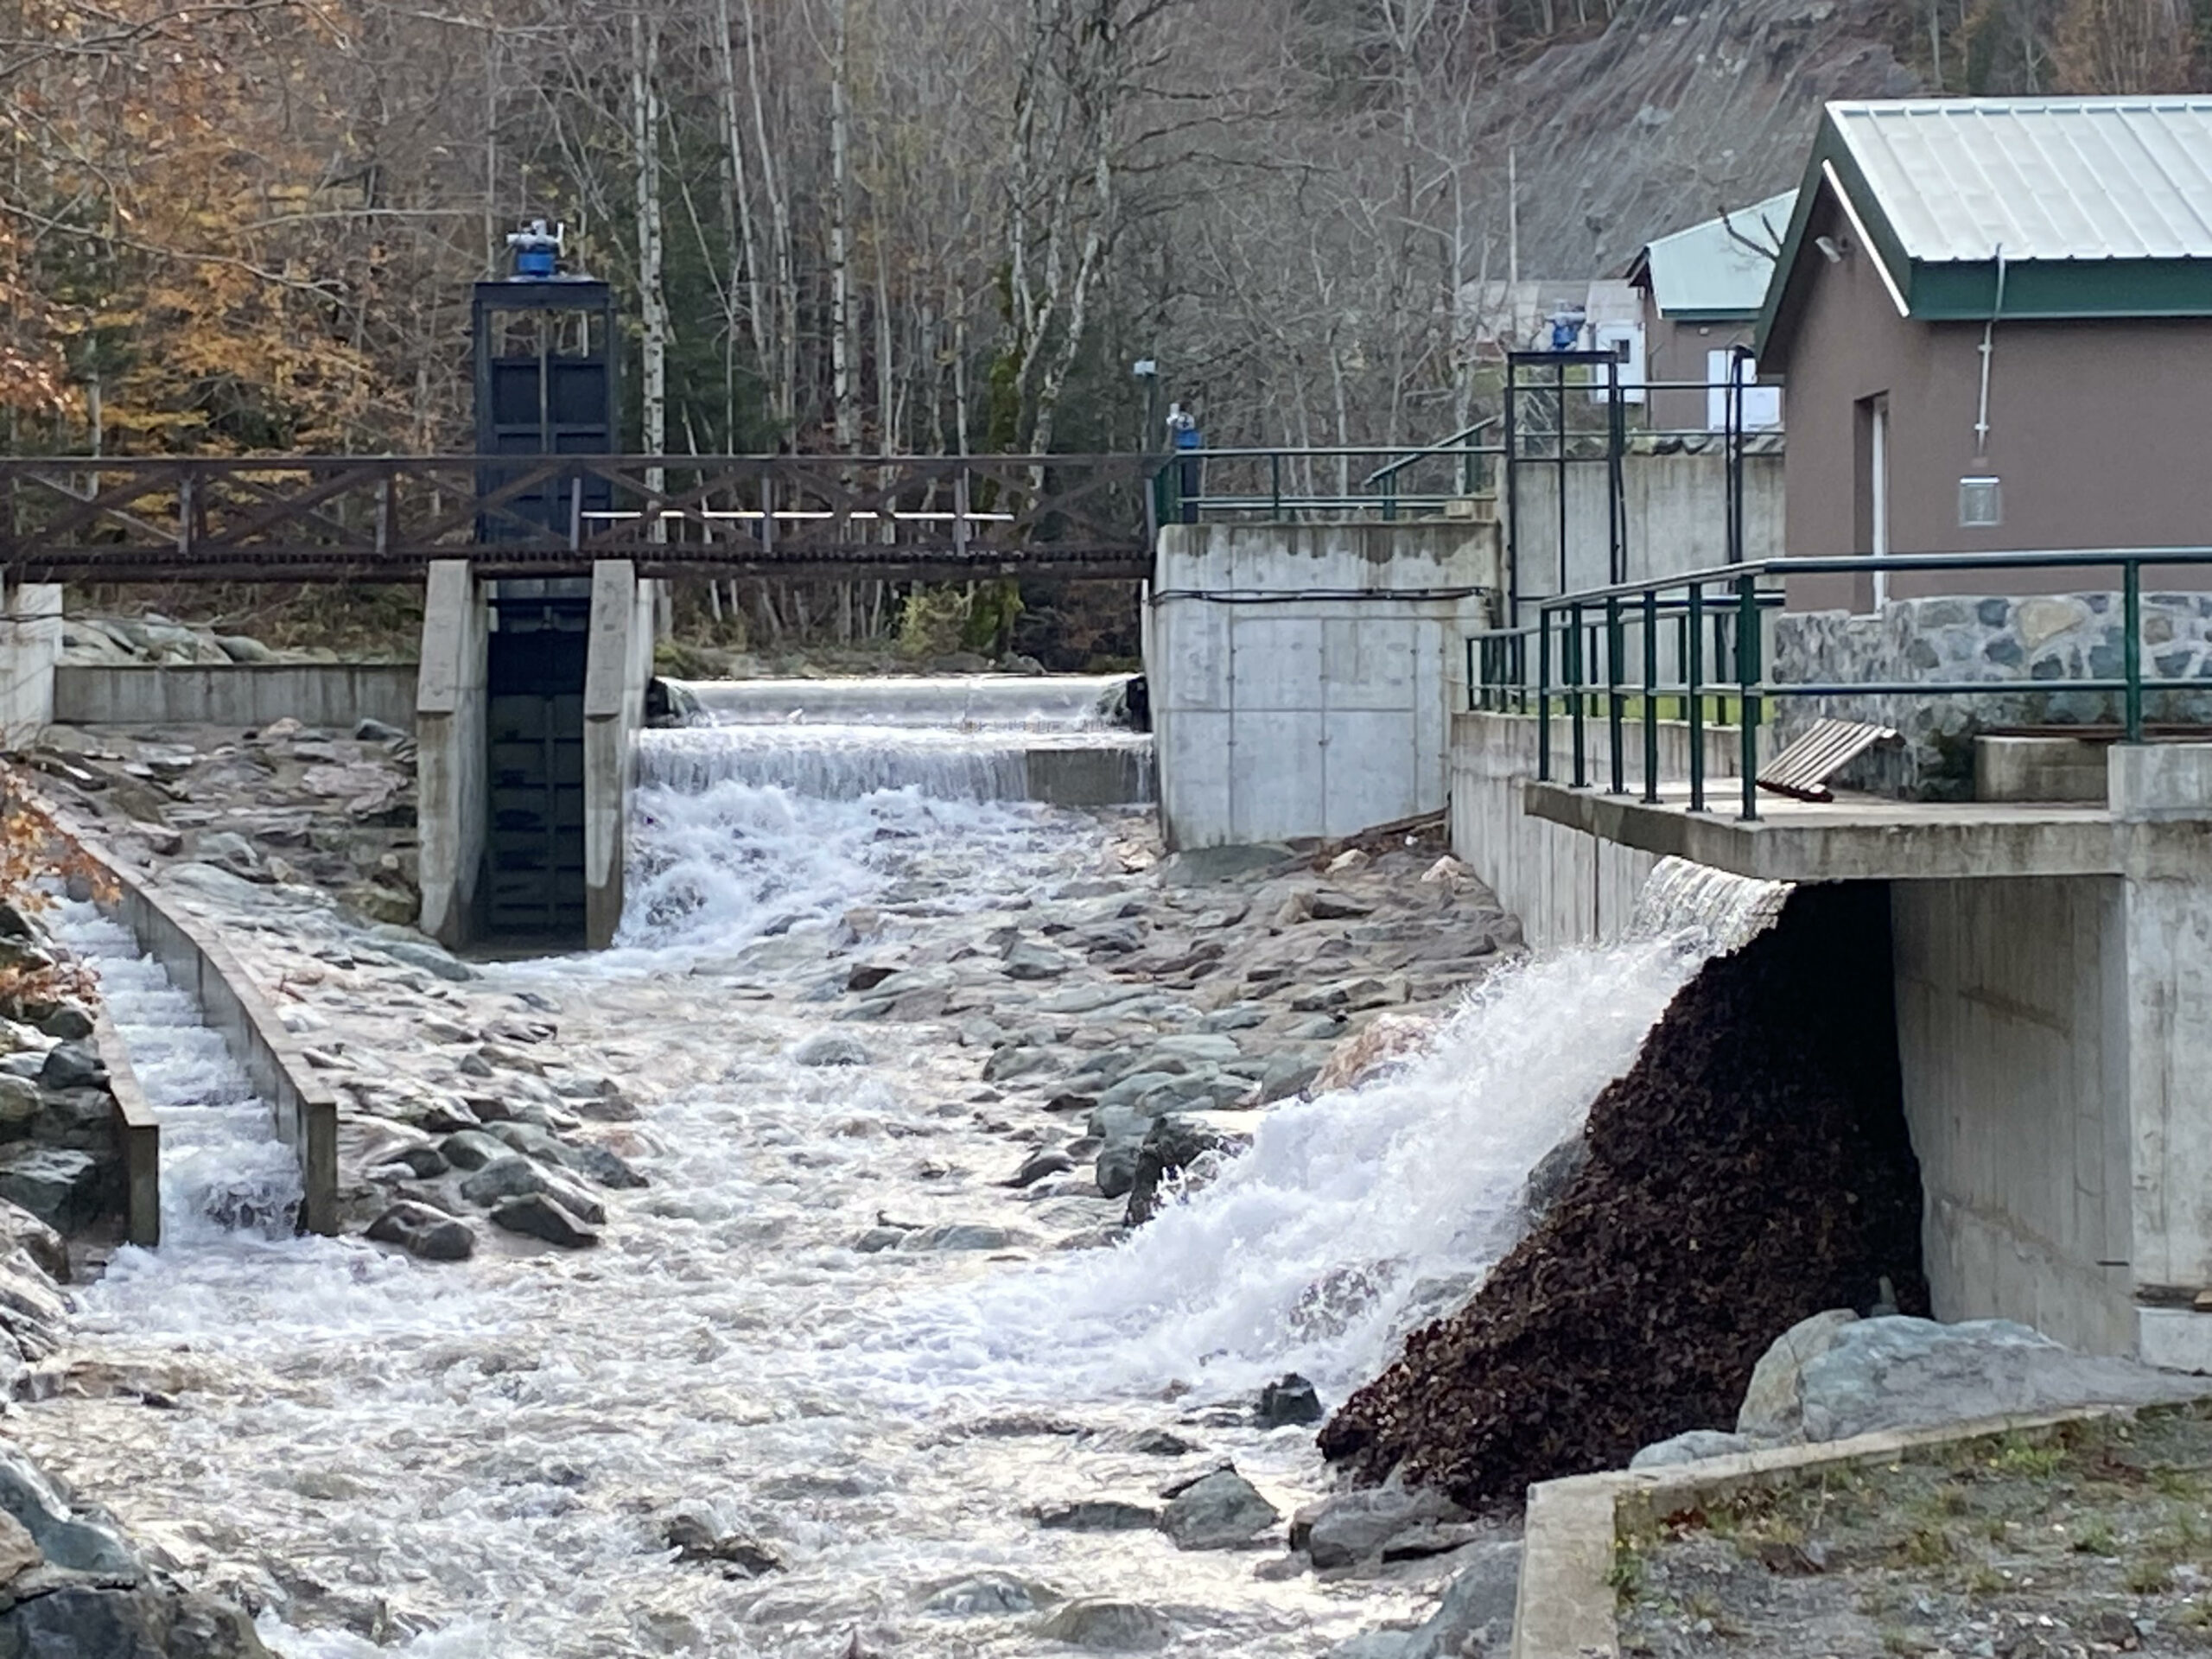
left=1465, top=547, right=2212, bottom=823
left=1150, top=441, right=1506, bottom=527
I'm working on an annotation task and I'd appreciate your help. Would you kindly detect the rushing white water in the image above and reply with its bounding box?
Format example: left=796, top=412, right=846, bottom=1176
left=44, top=904, right=302, bottom=1241
left=667, top=674, right=1132, bottom=730
left=22, top=686, right=1799, bottom=1658
left=636, top=725, right=1154, bottom=804
left=883, top=945, right=1714, bottom=1405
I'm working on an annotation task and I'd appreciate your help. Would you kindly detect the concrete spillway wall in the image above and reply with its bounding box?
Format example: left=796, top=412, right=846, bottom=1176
left=1149, top=520, right=1501, bottom=849
left=54, top=664, right=417, bottom=732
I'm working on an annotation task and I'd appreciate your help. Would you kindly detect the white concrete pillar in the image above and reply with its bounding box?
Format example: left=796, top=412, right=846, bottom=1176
left=582, top=562, right=658, bottom=949
left=0, top=582, right=62, bottom=748
left=415, top=562, right=490, bottom=947
left=2110, top=744, right=2212, bottom=1369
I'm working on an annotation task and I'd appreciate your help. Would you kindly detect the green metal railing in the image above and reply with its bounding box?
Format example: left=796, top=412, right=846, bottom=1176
left=1361, top=419, right=1499, bottom=518
left=1466, top=547, right=2212, bottom=823
left=1150, top=438, right=1505, bottom=527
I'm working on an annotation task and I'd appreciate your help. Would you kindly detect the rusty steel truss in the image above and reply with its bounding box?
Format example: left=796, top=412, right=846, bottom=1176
left=0, top=454, right=1160, bottom=584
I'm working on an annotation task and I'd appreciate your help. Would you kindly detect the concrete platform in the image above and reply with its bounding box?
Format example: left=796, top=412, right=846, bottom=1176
left=1524, top=780, right=2122, bottom=882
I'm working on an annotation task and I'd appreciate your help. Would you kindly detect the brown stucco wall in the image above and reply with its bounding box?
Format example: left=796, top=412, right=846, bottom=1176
left=1643, top=304, right=1758, bottom=435
left=1775, top=189, right=2212, bottom=611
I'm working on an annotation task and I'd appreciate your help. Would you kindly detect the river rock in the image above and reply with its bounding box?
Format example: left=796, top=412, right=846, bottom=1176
left=1307, top=890, right=1376, bottom=921
left=365, top=1200, right=475, bottom=1262
left=485, top=1122, right=570, bottom=1166
left=1125, top=1117, right=1244, bottom=1226
left=1629, top=1429, right=1758, bottom=1469
left=981, top=1045, right=1052, bottom=1084
left=1795, top=1316, right=2212, bottom=1444
left=0, top=1077, right=38, bottom=1140
left=0, top=1580, right=272, bottom=1657
left=1094, top=1141, right=1141, bottom=1200
left=0, top=1147, right=104, bottom=1232
left=898, top=1224, right=1014, bottom=1252
left=658, top=1502, right=781, bottom=1575
left=1325, top=1541, right=1522, bottom=1659
left=1255, top=1373, right=1324, bottom=1428
left=1033, top=1598, right=1173, bottom=1651
left=563, top=1143, right=647, bottom=1189
left=459, top=1154, right=553, bottom=1206
left=1312, top=1013, right=1435, bottom=1095
left=0, top=1199, right=67, bottom=1283
left=1522, top=1133, right=1589, bottom=1224
left=379, top=1144, right=448, bottom=1179
left=437, top=1129, right=509, bottom=1173
left=373, top=938, right=475, bottom=982
left=35, top=1043, right=102, bottom=1092
left=1291, top=1486, right=1471, bottom=1570
left=1004, top=1148, right=1074, bottom=1188
left=1002, top=940, right=1074, bottom=981
left=0, top=1441, right=138, bottom=1576
left=1734, top=1307, right=1860, bottom=1439
left=793, top=1032, right=870, bottom=1067
left=489, top=1193, right=599, bottom=1248
left=353, top=717, right=408, bottom=743
left=34, top=1006, right=92, bottom=1042
left=1033, top=1499, right=1159, bottom=1532
left=1158, top=1469, right=1280, bottom=1550
left=922, top=1572, right=1043, bottom=1616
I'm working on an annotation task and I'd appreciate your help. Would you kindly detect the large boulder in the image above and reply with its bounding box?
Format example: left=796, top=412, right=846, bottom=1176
left=1157, top=1470, right=1279, bottom=1550
left=0, top=1150, right=105, bottom=1235
left=1033, top=1599, right=1173, bottom=1651
left=1291, top=1485, right=1470, bottom=1570
left=365, top=1202, right=475, bottom=1263
left=1312, top=1013, right=1437, bottom=1096
left=1734, top=1308, right=1860, bottom=1439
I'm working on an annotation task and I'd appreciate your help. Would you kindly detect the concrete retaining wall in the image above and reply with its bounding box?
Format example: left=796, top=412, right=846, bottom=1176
left=1891, top=875, right=2134, bottom=1354
left=1150, top=521, right=1500, bottom=849
left=54, top=664, right=417, bottom=731
left=416, top=562, right=489, bottom=948
left=583, top=562, right=660, bottom=950
left=1447, top=709, right=1752, bottom=950
left=1512, top=448, right=1783, bottom=604
left=88, top=1008, right=160, bottom=1248
left=0, top=584, right=60, bottom=748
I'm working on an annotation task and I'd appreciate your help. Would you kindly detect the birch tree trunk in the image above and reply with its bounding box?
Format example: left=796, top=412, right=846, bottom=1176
left=828, top=0, right=859, bottom=454
left=631, top=8, right=669, bottom=538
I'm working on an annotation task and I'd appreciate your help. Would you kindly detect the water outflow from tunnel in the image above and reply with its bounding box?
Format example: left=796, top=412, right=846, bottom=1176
left=879, top=857, right=1798, bottom=1404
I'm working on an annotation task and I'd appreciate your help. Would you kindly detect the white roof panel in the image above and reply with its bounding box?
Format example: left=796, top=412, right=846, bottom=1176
left=1828, top=99, right=2212, bottom=264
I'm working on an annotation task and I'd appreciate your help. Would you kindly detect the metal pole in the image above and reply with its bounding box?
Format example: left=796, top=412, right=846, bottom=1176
left=1687, top=581, right=1705, bottom=812
left=1504, top=358, right=1520, bottom=627
left=1537, top=612, right=1552, bottom=783
left=1606, top=595, right=1624, bottom=794
left=1607, top=356, right=1625, bottom=585
left=1568, top=600, right=1586, bottom=789
left=1738, top=571, right=1761, bottom=822
left=2125, top=558, right=2144, bottom=744
left=1554, top=359, right=1568, bottom=600
left=1271, top=452, right=1282, bottom=519
left=1642, top=588, right=1659, bottom=804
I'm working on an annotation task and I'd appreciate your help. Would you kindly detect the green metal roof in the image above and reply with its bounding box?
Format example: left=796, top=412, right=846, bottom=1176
left=1759, top=97, right=2212, bottom=359
left=1632, top=192, right=1798, bottom=321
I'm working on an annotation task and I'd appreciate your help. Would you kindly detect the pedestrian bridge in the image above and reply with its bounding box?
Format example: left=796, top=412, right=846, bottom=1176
left=0, top=453, right=1158, bottom=584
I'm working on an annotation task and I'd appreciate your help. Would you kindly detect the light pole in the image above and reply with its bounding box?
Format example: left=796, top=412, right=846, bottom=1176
left=1132, top=358, right=1159, bottom=452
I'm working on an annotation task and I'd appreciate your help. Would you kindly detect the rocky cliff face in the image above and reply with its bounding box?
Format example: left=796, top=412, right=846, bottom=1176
left=1482, top=0, right=1921, bottom=276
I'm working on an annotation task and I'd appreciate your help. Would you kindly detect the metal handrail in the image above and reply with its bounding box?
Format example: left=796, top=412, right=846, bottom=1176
left=1465, top=547, right=2212, bottom=823
left=1361, top=419, right=1500, bottom=488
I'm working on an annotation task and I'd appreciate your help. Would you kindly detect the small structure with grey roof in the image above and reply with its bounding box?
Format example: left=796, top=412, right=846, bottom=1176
left=1627, top=190, right=1796, bottom=434
left=1758, top=96, right=2212, bottom=608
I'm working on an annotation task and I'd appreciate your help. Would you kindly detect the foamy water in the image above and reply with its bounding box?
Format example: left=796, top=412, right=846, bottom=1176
left=24, top=677, right=1781, bottom=1657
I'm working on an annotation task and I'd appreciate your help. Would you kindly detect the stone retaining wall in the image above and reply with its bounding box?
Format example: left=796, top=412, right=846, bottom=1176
left=1772, top=592, right=2212, bottom=798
